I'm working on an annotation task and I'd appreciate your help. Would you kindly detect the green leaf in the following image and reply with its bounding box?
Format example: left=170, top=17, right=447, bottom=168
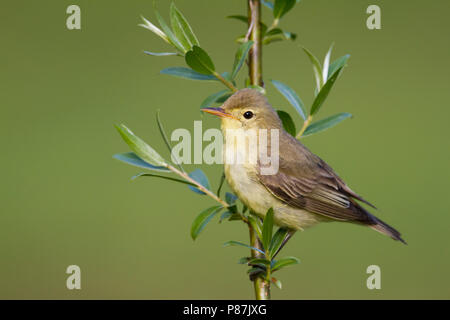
left=170, top=3, right=199, bottom=50
left=113, top=152, right=169, bottom=172
left=328, top=54, right=350, bottom=79
left=200, top=90, right=232, bottom=109
left=273, top=0, right=297, bottom=19
left=185, top=46, right=215, bottom=75
left=271, top=277, right=282, bottom=289
left=248, top=258, right=271, bottom=269
left=188, top=169, right=211, bottom=195
left=247, top=267, right=266, bottom=277
left=262, top=208, right=274, bottom=251
left=262, top=36, right=284, bottom=45
left=303, top=113, right=352, bottom=137
left=302, top=46, right=323, bottom=91
left=131, top=173, right=196, bottom=187
left=277, top=110, right=296, bottom=137
left=231, top=41, right=254, bottom=79
left=227, top=15, right=248, bottom=23
left=219, top=210, right=232, bottom=223
left=216, top=172, right=226, bottom=197
left=160, top=67, right=217, bottom=81
left=227, top=16, right=268, bottom=36
left=248, top=215, right=263, bottom=241
left=143, top=51, right=179, bottom=57
left=156, top=110, right=185, bottom=172
left=238, top=257, right=250, bottom=264
left=272, top=256, right=300, bottom=272
left=115, top=124, right=167, bottom=167
left=191, top=205, right=223, bottom=240
left=283, top=31, right=297, bottom=40
left=225, top=192, right=238, bottom=205
left=262, top=0, right=274, bottom=10
left=223, top=241, right=265, bottom=255
left=322, top=43, right=334, bottom=84
left=271, top=80, right=307, bottom=120
left=310, top=67, right=343, bottom=115
left=268, top=228, right=289, bottom=258
left=139, top=16, right=170, bottom=44
left=228, top=213, right=243, bottom=221
left=155, top=10, right=186, bottom=53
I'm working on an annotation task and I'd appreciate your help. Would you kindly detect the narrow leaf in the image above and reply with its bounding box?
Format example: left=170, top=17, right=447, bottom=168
left=155, top=10, right=186, bottom=53
left=216, top=172, right=226, bottom=197
left=219, top=210, right=232, bottom=223
left=139, top=16, right=170, bottom=44
left=268, top=228, right=289, bottom=258
left=131, top=173, right=196, bottom=187
left=262, top=208, right=274, bottom=251
left=322, top=43, right=334, bottom=84
left=200, top=90, right=232, bottom=109
left=273, top=0, right=297, bottom=19
left=262, top=0, right=274, bottom=10
left=238, top=257, right=251, bottom=264
left=303, top=113, right=352, bottom=137
left=277, top=110, right=296, bottom=137
left=225, top=192, right=238, bottom=205
left=272, top=256, right=300, bottom=272
left=328, top=54, right=350, bottom=79
left=226, top=15, right=248, bottom=23
left=188, top=169, right=211, bottom=195
left=160, top=67, right=217, bottom=81
left=144, top=51, right=179, bottom=56
left=113, top=152, right=169, bottom=172
left=185, top=46, right=215, bottom=75
left=271, top=277, right=282, bottom=289
left=248, top=215, right=263, bottom=241
left=231, top=41, right=254, bottom=79
left=191, top=205, right=222, bottom=240
left=249, top=258, right=271, bottom=267
left=223, top=241, right=266, bottom=255
left=310, top=67, right=343, bottom=115
left=271, top=80, right=307, bottom=120
left=156, top=110, right=184, bottom=172
left=170, top=3, right=199, bottom=50
left=115, top=124, right=166, bottom=167
left=302, top=46, right=323, bottom=91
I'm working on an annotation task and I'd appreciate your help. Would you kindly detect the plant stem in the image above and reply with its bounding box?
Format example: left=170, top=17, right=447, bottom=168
left=296, top=114, right=313, bottom=139
left=167, top=164, right=229, bottom=208
left=248, top=0, right=263, bottom=87
left=248, top=0, right=270, bottom=300
left=213, top=71, right=238, bottom=92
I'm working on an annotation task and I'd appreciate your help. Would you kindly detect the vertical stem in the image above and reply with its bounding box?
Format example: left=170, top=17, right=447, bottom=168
left=248, top=0, right=263, bottom=87
left=247, top=0, right=270, bottom=300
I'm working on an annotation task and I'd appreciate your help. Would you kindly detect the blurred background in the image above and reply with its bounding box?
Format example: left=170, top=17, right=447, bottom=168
left=1, top=0, right=449, bottom=299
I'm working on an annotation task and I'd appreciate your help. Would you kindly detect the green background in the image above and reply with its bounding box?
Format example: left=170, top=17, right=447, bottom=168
left=1, top=0, right=449, bottom=299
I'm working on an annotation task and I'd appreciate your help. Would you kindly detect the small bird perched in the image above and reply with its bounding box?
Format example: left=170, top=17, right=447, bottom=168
left=202, top=88, right=405, bottom=244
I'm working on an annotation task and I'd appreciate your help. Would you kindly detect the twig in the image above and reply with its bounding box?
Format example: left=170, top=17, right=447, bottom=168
left=296, top=115, right=312, bottom=139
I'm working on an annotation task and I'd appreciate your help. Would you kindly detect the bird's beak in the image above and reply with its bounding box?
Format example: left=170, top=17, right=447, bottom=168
left=201, top=107, right=238, bottom=120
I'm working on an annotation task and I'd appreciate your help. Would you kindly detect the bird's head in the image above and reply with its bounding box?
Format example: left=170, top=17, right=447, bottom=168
left=201, top=88, right=282, bottom=131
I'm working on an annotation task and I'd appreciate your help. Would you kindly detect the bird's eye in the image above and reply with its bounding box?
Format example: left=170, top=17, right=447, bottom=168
left=243, top=111, right=254, bottom=119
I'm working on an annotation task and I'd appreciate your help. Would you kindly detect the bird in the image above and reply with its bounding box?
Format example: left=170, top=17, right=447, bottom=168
left=201, top=88, right=406, bottom=245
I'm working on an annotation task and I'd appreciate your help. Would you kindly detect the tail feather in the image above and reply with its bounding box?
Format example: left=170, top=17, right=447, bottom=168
left=368, top=215, right=407, bottom=245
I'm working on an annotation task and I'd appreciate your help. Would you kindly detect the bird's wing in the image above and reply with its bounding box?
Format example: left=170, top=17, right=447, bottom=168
left=256, top=134, right=375, bottom=223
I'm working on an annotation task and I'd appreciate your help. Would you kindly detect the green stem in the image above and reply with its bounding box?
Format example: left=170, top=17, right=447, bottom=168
left=247, top=0, right=270, bottom=300
left=296, top=114, right=313, bottom=139
left=213, top=71, right=238, bottom=92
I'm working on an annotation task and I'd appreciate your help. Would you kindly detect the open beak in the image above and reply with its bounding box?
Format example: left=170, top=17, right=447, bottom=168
left=201, top=107, right=238, bottom=120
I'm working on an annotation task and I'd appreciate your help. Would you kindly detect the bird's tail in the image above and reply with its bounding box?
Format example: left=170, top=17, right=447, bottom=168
left=368, top=215, right=407, bottom=245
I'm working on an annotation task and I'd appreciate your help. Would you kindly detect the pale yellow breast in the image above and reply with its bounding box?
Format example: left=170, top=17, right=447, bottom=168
left=222, top=128, right=324, bottom=230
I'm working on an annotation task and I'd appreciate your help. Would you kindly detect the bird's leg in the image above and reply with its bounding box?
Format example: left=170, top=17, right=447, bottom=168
left=272, top=229, right=296, bottom=259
